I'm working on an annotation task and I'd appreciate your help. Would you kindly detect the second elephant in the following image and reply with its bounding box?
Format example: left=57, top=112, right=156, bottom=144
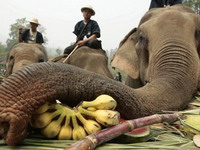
left=5, top=43, right=48, bottom=77
left=49, top=46, right=114, bottom=79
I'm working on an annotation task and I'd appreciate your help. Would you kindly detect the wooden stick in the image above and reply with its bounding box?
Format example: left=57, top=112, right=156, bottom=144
left=62, top=45, right=79, bottom=63
left=64, top=113, right=181, bottom=150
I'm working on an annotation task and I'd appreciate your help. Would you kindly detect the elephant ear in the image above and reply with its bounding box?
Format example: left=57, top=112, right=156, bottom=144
left=5, top=55, right=14, bottom=77
left=111, top=28, right=139, bottom=79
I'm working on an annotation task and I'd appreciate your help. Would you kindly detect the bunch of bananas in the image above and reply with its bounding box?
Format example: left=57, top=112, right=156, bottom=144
left=30, top=94, right=120, bottom=140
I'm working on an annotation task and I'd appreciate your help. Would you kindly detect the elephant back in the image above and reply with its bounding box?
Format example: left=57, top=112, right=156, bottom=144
left=49, top=46, right=113, bottom=79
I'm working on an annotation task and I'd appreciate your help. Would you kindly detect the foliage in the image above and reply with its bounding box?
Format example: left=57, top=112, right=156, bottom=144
left=56, top=48, right=62, bottom=56
left=0, top=42, right=6, bottom=57
left=6, top=18, right=27, bottom=51
left=0, top=119, right=196, bottom=150
left=183, top=0, right=200, bottom=14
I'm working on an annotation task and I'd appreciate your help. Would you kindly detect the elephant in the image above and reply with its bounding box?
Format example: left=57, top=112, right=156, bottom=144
left=0, top=5, right=200, bottom=145
left=5, top=43, right=48, bottom=77
left=112, top=5, right=200, bottom=90
left=49, top=46, right=114, bottom=79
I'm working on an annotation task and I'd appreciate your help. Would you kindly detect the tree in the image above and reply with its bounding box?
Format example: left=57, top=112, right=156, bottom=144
left=6, top=18, right=27, bottom=50
left=0, top=42, right=6, bottom=57
left=183, top=0, right=200, bottom=14
left=6, top=18, right=48, bottom=51
left=56, top=48, right=62, bottom=56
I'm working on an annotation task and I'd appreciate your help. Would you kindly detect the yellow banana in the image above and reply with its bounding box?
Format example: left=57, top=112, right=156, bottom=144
left=31, top=110, right=61, bottom=128
left=72, top=115, right=87, bottom=140
left=87, top=107, right=97, bottom=111
left=95, top=110, right=120, bottom=127
left=81, top=95, right=117, bottom=110
left=78, top=106, right=120, bottom=127
left=41, top=113, right=65, bottom=138
left=34, top=102, right=64, bottom=114
left=58, top=125, right=72, bottom=140
left=56, top=104, right=78, bottom=140
left=58, top=115, right=72, bottom=140
left=76, top=112, right=101, bottom=135
left=34, top=102, right=51, bottom=114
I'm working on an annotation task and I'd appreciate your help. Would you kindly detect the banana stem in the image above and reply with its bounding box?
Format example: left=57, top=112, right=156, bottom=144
left=72, top=115, right=79, bottom=128
left=65, top=115, right=71, bottom=126
left=51, top=110, right=61, bottom=119
left=64, top=113, right=181, bottom=150
left=57, top=113, right=65, bottom=124
left=76, top=112, right=87, bottom=125
left=63, top=105, right=75, bottom=115
left=81, top=101, right=94, bottom=108
left=78, top=106, right=95, bottom=118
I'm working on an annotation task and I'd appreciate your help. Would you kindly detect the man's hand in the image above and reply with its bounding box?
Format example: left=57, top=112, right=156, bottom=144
left=77, top=40, right=87, bottom=46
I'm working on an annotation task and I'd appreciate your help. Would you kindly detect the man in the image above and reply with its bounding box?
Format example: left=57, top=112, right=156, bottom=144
left=19, top=18, right=44, bottom=44
left=64, top=5, right=102, bottom=54
left=149, top=0, right=182, bottom=10
left=115, top=72, right=122, bottom=82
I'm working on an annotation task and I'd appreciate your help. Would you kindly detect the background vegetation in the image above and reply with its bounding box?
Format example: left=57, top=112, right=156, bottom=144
left=183, top=0, right=200, bottom=14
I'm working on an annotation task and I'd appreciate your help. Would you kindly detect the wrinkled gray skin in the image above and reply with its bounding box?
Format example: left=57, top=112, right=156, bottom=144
left=0, top=5, right=200, bottom=145
left=112, top=5, right=200, bottom=91
left=5, top=43, right=48, bottom=77
left=49, top=46, right=113, bottom=78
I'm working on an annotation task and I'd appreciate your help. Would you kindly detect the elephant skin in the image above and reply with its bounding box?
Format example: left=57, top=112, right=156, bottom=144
left=112, top=5, right=200, bottom=93
left=49, top=46, right=114, bottom=79
left=112, top=5, right=200, bottom=90
left=0, top=5, right=200, bottom=145
left=5, top=43, right=48, bottom=77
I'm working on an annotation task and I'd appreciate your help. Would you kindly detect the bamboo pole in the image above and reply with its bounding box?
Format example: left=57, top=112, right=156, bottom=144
left=62, top=45, right=79, bottom=63
left=64, top=113, right=181, bottom=150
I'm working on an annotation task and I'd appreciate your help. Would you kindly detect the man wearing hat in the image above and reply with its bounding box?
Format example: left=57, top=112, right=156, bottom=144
left=149, top=0, right=182, bottom=9
left=64, top=5, right=102, bottom=54
left=19, top=18, right=44, bottom=44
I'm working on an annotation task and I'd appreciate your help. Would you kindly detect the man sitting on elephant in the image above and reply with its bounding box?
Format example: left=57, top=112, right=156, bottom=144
left=149, top=0, right=182, bottom=10
left=19, top=18, right=44, bottom=44
left=64, top=5, right=102, bottom=54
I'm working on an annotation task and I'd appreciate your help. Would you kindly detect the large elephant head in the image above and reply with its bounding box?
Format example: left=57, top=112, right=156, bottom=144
left=5, top=43, right=48, bottom=77
left=112, top=5, right=200, bottom=90
left=49, top=46, right=114, bottom=79
left=1, top=5, right=200, bottom=145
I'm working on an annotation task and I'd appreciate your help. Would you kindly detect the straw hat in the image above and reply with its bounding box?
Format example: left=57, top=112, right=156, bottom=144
left=81, top=5, right=95, bottom=16
left=29, top=18, right=40, bottom=25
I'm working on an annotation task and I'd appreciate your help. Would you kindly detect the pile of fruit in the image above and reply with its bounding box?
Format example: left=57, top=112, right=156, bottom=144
left=30, top=94, right=120, bottom=140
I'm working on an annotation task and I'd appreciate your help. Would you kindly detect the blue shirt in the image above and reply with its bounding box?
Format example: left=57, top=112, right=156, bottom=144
left=73, top=20, right=101, bottom=41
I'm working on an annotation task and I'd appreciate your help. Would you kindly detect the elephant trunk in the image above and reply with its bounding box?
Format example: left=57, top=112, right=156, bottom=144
left=141, top=39, right=199, bottom=114
left=0, top=61, right=197, bottom=145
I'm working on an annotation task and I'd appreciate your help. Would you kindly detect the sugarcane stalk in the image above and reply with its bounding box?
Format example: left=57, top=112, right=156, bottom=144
left=64, top=113, right=180, bottom=150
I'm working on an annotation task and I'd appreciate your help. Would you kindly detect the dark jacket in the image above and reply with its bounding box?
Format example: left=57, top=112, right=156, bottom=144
left=149, top=0, right=182, bottom=10
left=73, top=20, right=101, bottom=41
left=21, top=29, right=44, bottom=44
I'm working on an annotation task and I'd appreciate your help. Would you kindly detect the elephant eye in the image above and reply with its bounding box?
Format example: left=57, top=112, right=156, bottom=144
left=38, top=58, right=44, bottom=62
left=9, top=56, right=14, bottom=60
left=138, top=33, right=146, bottom=42
left=195, top=30, right=200, bottom=40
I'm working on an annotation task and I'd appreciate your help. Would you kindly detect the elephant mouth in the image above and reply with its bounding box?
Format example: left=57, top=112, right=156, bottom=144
left=0, top=121, right=9, bottom=141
